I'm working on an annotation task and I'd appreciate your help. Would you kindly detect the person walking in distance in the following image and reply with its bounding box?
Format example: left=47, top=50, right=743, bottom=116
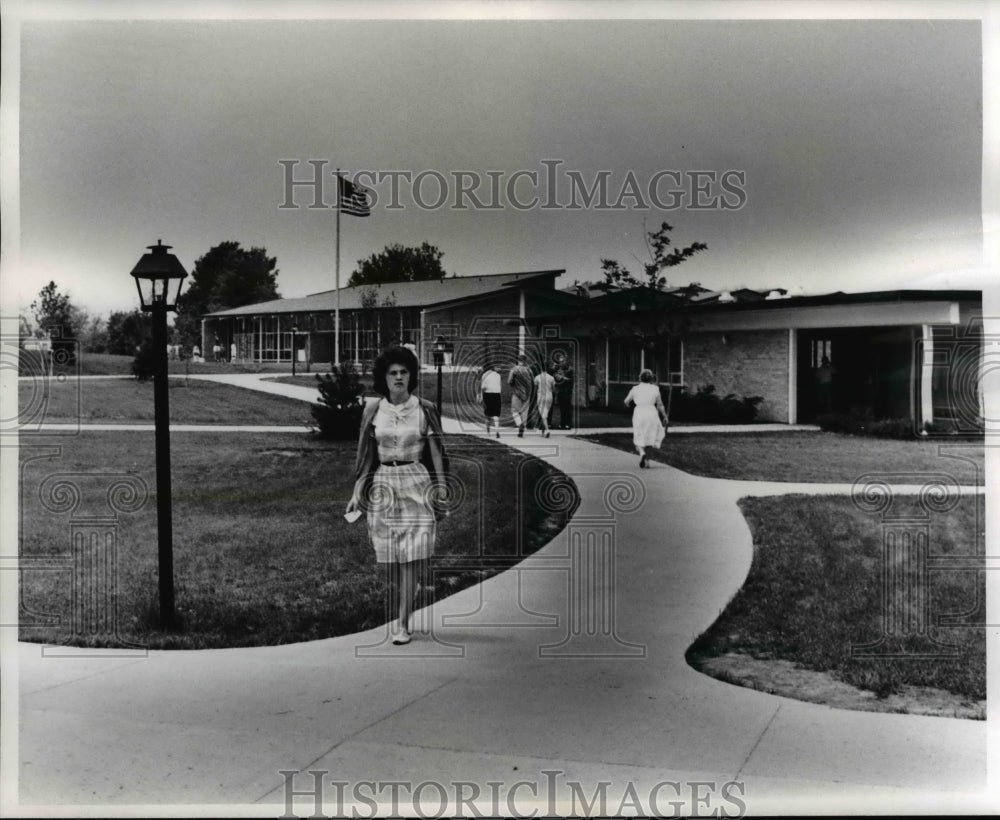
left=815, top=355, right=834, bottom=414
left=534, top=364, right=555, bottom=437
left=480, top=362, right=502, bottom=438
left=556, top=364, right=575, bottom=429
left=508, top=354, right=533, bottom=437
left=624, top=369, right=668, bottom=468
left=345, top=346, right=449, bottom=645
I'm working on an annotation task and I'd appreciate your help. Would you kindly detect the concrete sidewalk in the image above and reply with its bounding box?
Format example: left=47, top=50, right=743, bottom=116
left=13, top=376, right=990, bottom=815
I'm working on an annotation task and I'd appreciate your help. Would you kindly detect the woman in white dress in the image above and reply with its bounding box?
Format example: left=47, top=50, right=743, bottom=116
left=534, top=365, right=556, bottom=437
left=346, top=346, right=449, bottom=645
left=623, top=369, right=668, bottom=468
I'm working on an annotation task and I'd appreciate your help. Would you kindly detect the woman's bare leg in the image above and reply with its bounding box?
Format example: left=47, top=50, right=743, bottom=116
left=398, top=560, right=419, bottom=632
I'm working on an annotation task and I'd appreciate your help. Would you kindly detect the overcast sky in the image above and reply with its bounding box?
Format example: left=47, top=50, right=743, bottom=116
left=7, top=8, right=989, bottom=319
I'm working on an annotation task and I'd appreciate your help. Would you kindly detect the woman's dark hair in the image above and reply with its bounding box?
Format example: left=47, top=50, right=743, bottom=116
left=373, top=346, right=420, bottom=397
left=639, top=368, right=655, bottom=383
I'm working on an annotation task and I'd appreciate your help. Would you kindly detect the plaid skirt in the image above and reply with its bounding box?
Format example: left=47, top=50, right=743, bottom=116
left=366, top=462, right=436, bottom=563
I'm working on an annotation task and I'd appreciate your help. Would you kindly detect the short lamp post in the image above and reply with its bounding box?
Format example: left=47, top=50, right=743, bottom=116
left=130, top=239, right=188, bottom=631
left=291, top=325, right=299, bottom=377
left=433, top=336, right=446, bottom=416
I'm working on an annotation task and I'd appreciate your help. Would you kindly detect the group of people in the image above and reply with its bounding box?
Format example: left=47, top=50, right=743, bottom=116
left=478, top=355, right=575, bottom=438
left=345, top=345, right=668, bottom=648
left=156, top=341, right=237, bottom=364
left=485, top=357, right=668, bottom=467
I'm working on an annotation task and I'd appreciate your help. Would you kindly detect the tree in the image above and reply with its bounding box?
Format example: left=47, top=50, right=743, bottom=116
left=30, top=281, right=82, bottom=364
left=31, top=281, right=79, bottom=338
left=18, top=315, right=34, bottom=345
left=77, top=311, right=108, bottom=353
left=348, top=242, right=447, bottom=287
left=174, top=241, right=280, bottom=348
left=600, top=221, right=708, bottom=413
left=106, top=309, right=152, bottom=355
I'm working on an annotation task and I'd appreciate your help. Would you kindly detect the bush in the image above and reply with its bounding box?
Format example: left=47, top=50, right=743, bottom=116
left=816, top=411, right=917, bottom=440
left=923, top=418, right=985, bottom=437
left=311, top=363, right=365, bottom=439
left=814, top=412, right=864, bottom=436
left=670, top=384, right=764, bottom=424
left=131, top=340, right=157, bottom=381
left=867, top=418, right=916, bottom=440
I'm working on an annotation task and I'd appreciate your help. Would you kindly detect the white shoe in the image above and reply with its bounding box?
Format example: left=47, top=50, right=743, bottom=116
left=390, top=620, right=411, bottom=644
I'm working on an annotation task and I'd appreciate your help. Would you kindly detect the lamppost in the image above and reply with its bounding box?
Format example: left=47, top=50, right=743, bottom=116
left=433, top=336, right=446, bottom=416
left=291, top=325, right=298, bottom=377
left=130, top=239, right=187, bottom=631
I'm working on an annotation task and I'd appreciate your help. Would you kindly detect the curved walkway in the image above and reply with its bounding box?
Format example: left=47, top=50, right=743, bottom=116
left=14, top=375, right=990, bottom=814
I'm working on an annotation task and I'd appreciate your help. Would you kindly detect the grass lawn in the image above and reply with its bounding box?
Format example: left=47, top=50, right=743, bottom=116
left=19, top=431, right=578, bottom=649
left=687, top=494, right=986, bottom=704
left=20, top=378, right=314, bottom=426
left=579, top=431, right=984, bottom=485
left=21, top=351, right=310, bottom=377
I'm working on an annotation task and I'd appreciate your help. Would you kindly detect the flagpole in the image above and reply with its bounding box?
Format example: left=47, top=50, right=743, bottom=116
left=335, top=167, right=341, bottom=368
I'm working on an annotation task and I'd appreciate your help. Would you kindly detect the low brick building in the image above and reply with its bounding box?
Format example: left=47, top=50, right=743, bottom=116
left=562, top=287, right=983, bottom=429
left=202, top=274, right=983, bottom=431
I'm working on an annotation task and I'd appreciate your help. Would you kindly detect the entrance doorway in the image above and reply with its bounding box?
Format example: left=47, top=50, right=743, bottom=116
left=797, top=327, right=915, bottom=423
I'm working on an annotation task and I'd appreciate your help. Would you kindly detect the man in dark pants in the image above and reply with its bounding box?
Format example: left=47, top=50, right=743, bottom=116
left=508, top=354, right=533, bottom=437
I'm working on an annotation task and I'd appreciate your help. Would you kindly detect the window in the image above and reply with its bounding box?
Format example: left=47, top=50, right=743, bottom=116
left=608, top=339, right=642, bottom=382
left=810, top=338, right=832, bottom=368
left=607, top=338, right=683, bottom=384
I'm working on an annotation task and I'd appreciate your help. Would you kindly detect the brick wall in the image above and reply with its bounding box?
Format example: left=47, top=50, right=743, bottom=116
left=683, top=329, right=789, bottom=422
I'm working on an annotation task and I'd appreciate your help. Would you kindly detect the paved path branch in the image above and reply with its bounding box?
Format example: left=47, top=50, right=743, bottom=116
left=15, top=373, right=989, bottom=814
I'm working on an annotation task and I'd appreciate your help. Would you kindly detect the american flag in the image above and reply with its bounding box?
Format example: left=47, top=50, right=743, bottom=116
left=337, top=175, right=371, bottom=217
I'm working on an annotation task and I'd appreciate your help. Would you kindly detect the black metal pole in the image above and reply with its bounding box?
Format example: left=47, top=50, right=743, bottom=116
left=151, top=301, right=176, bottom=630
left=292, top=331, right=297, bottom=377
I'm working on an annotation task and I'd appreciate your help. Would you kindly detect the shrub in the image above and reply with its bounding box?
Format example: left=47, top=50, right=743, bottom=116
left=311, top=363, right=365, bottom=439
left=867, top=418, right=916, bottom=440
left=923, top=418, right=985, bottom=438
left=816, top=411, right=918, bottom=440
left=670, top=384, right=764, bottom=424
left=131, top=340, right=157, bottom=381
left=814, top=412, right=865, bottom=436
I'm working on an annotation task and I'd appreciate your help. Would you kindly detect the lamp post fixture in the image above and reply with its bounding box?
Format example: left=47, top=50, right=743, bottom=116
left=433, top=336, right=446, bottom=416
left=130, top=239, right=187, bottom=631
left=291, top=325, right=299, bottom=377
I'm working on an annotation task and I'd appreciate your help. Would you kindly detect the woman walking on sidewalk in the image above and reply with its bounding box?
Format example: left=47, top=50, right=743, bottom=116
left=346, top=346, right=449, bottom=645
left=507, top=354, right=534, bottom=437
left=624, top=369, right=668, bottom=468
left=534, top=365, right=555, bottom=437
left=480, top=362, right=502, bottom=438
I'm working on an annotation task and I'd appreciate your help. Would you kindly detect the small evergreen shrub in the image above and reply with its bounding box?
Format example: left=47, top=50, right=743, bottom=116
left=866, top=418, right=916, bottom=440
left=131, top=340, right=157, bottom=381
left=814, top=412, right=865, bottom=436
left=670, top=384, right=764, bottom=424
left=923, top=418, right=985, bottom=437
left=311, top=363, right=365, bottom=440
left=816, top=411, right=919, bottom=440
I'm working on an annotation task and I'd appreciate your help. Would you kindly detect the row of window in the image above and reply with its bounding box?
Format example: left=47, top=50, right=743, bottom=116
left=606, top=338, right=682, bottom=384
left=223, top=317, right=683, bottom=381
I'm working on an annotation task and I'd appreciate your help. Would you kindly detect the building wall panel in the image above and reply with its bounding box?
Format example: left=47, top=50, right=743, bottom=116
left=683, top=329, right=790, bottom=422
